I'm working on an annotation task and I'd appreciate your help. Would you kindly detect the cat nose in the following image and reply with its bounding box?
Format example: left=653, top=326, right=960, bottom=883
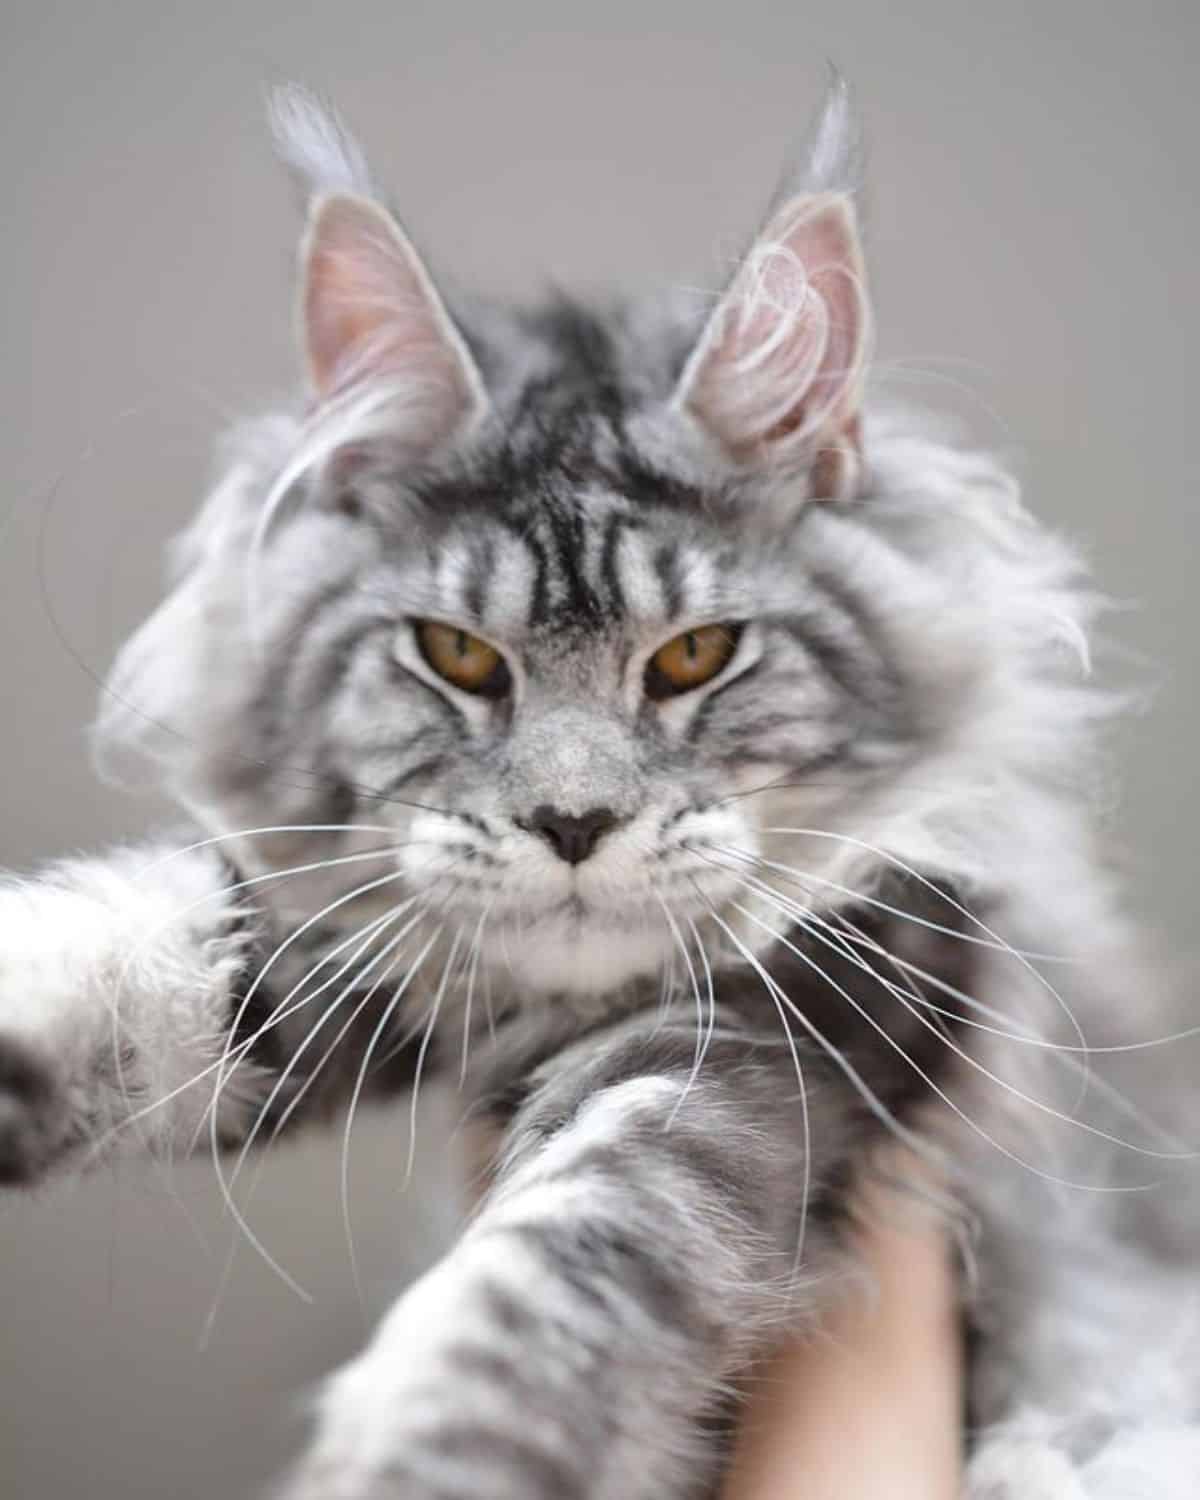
left=525, top=805, right=619, bottom=866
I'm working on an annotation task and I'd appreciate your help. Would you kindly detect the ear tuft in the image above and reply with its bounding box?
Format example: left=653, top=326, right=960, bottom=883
left=268, top=83, right=374, bottom=199
left=791, top=67, right=862, bottom=199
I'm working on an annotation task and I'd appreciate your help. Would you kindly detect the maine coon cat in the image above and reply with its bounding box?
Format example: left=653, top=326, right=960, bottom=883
left=2, top=78, right=1199, bottom=1497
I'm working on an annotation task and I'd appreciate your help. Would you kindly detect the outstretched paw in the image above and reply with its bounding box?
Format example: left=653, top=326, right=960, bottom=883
left=0, top=1038, right=69, bottom=1186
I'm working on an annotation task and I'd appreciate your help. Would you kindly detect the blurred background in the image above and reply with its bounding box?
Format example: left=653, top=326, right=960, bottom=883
left=0, top=2, right=1195, bottom=1495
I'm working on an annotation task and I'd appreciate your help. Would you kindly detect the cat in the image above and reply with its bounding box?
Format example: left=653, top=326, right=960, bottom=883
left=2, top=77, right=1199, bottom=1498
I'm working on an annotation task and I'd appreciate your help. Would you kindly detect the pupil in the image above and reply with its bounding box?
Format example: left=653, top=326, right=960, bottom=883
left=456, top=631, right=469, bottom=657
left=685, top=632, right=698, bottom=659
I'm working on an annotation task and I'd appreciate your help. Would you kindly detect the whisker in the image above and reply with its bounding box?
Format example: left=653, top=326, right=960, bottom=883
left=130, top=824, right=406, bottom=882
left=718, top=833, right=1095, bottom=1109
left=691, top=884, right=814, bottom=1279
left=756, top=824, right=1083, bottom=975
left=714, top=849, right=1195, bottom=1066
left=104, top=840, right=419, bottom=1161
left=829, top=914, right=1195, bottom=1157
left=91, top=900, right=406, bottom=1170
left=396, top=879, right=483, bottom=1192
left=459, top=903, right=494, bottom=1090
left=198, top=871, right=430, bottom=1303
left=701, top=848, right=1031, bottom=1046
left=199, top=905, right=425, bottom=1308
left=90, top=874, right=415, bottom=1173
left=199, top=905, right=437, bottom=1340
left=697, top=849, right=1173, bottom=1164
left=337, top=927, right=442, bottom=1321
left=225, top=902, right=431, bottom=1192
left=725, top=895, right=1160, bottom=1193
left=716, top=840, right=1069, bottom=961
left=787, top=907, right=1192, bottom=1162
left=481, top=949, right=497, bottom=1044
left=405, top=965, right=451, bottom=1188
left=366, top=908, right=476, bottom=1079
left=206, top=865, right=413, bottom=1156
left=834, top=921, right=1200, bottom=1058
left=686, top=914, right=719, bottom=1093
left=228, top=876, right=456, bottom=1324
left=656, top=895, right=706, bottom=1129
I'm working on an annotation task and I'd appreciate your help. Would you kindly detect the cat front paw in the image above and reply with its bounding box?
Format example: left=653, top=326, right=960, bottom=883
left=0, top=1037, right=70, bottom=1185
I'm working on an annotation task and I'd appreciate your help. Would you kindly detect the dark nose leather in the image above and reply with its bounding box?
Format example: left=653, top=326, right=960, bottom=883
left=526, top=805, right=619, bottom=865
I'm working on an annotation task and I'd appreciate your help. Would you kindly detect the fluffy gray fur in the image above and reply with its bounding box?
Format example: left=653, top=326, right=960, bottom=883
left=1, top=79, right=1197, bottom=1497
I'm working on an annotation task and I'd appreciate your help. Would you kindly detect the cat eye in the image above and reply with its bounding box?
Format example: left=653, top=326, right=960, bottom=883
left=414, top=620, right=512, bottom=698
left=645, top=624, right=742, bottom=700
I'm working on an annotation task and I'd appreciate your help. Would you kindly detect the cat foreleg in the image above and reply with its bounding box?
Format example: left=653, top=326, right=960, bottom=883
left=0, top=839, right=259, bottom=1185
left=282, top=1025, right=833, bottom=1500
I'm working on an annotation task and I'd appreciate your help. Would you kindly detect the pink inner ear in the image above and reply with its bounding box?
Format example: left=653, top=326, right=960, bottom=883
left=301, top=194, right=484, bottom=446
left=681, top=194, right=868, bottom=469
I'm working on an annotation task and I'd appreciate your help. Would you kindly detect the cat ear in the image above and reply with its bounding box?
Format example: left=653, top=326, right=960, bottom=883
left=299, top=192, right=488, bottom=449
left=675, top=191, right=870, bottom=498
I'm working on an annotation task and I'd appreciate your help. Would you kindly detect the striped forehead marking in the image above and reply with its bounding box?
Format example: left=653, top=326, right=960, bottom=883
left=446, top=490, right=695, bottom=636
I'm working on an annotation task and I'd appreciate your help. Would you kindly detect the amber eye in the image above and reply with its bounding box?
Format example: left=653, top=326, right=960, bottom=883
left=415, top=620, right=512, bottom=698
left=645, top=624, right=742, bottom=700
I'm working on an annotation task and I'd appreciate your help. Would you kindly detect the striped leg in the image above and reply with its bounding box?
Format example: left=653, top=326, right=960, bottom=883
left=283, top=1021, right=832, bottom=1500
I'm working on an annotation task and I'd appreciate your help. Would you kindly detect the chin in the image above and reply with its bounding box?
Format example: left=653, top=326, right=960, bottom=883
left=484, top=910, right=675, bottom=996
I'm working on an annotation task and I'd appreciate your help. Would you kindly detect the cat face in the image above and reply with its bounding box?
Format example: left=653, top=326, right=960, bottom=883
left=293, top=435, right=901, bottom=993
left=97, top=86, right=1096, bottom=998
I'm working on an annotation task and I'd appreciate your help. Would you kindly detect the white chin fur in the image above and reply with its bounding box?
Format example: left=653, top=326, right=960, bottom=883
left=483, top=917, right=676, bottom=995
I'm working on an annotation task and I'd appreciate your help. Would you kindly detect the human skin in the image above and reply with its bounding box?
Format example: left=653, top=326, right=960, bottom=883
left=721, top=1151, right=964, bottom=1500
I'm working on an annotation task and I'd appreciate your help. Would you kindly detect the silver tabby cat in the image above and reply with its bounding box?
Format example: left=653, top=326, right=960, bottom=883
left=3, top=80, right=1199, bottom=1497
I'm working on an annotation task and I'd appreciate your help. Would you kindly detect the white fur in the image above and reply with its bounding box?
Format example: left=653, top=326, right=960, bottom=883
left=0, top=841, right=252, bottom=1162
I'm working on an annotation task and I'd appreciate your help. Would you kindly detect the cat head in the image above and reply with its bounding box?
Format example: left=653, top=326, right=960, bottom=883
left=95, top=82, right=1103, bottom=996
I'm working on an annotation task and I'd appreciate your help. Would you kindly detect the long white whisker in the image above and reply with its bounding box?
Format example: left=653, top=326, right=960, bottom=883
left=200, top=916, right=428, bottom=1342
left=398, top=881, right=479, bottom=1192
left=703, top=843, right=1189, bottom=1160
left=828, top=915, right=1194, bottom=1156
left=193, top=898, right=415, bottom=1165
left=129, top=824, right=403, bottom=885
left=340, top=928, right=448, bottom=1320
left=700, top=847, right=1035, bottom=1046
left=712, top=846, right=1189, bottom=1144
left=459, top=902, right=494, bottom=1090
left=90, top=899, right=407, bottom=1168
left=405, top=965, right=452, bottom=1188
left=717, top=847, right=1193, bottom=1061
left=687, top=914, right=719, bottom=1088
left=206, top=866, right=412, bottom=1163
left=718, top=836, right=1094, bottom=1107
left=105, top=842, right=417, bottom=1161
left=727, top=897, right=1159, bottom=1194
left=225, top=903, right=431, bottom=1193
left=721, top=838, right=1068, bottom=960
left=200, top=905, right=423, bottom=1308
left=701, top=850, right=1174, bottom=1163
left=656, top=895, right=706, bottom=1130
left=789, top=908, right=1192, bottom=1163
left=692, top=885, right=814, bottom=1280
left=832, top=921, right=1200, bottom=1057
left=198, top=874, right=424, bottom=1304
left=754, top=824, right=1084, bottom=998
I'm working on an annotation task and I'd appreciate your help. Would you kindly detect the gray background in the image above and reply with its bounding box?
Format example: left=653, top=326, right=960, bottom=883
left=1, top=2, right=1195, bottom=1495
